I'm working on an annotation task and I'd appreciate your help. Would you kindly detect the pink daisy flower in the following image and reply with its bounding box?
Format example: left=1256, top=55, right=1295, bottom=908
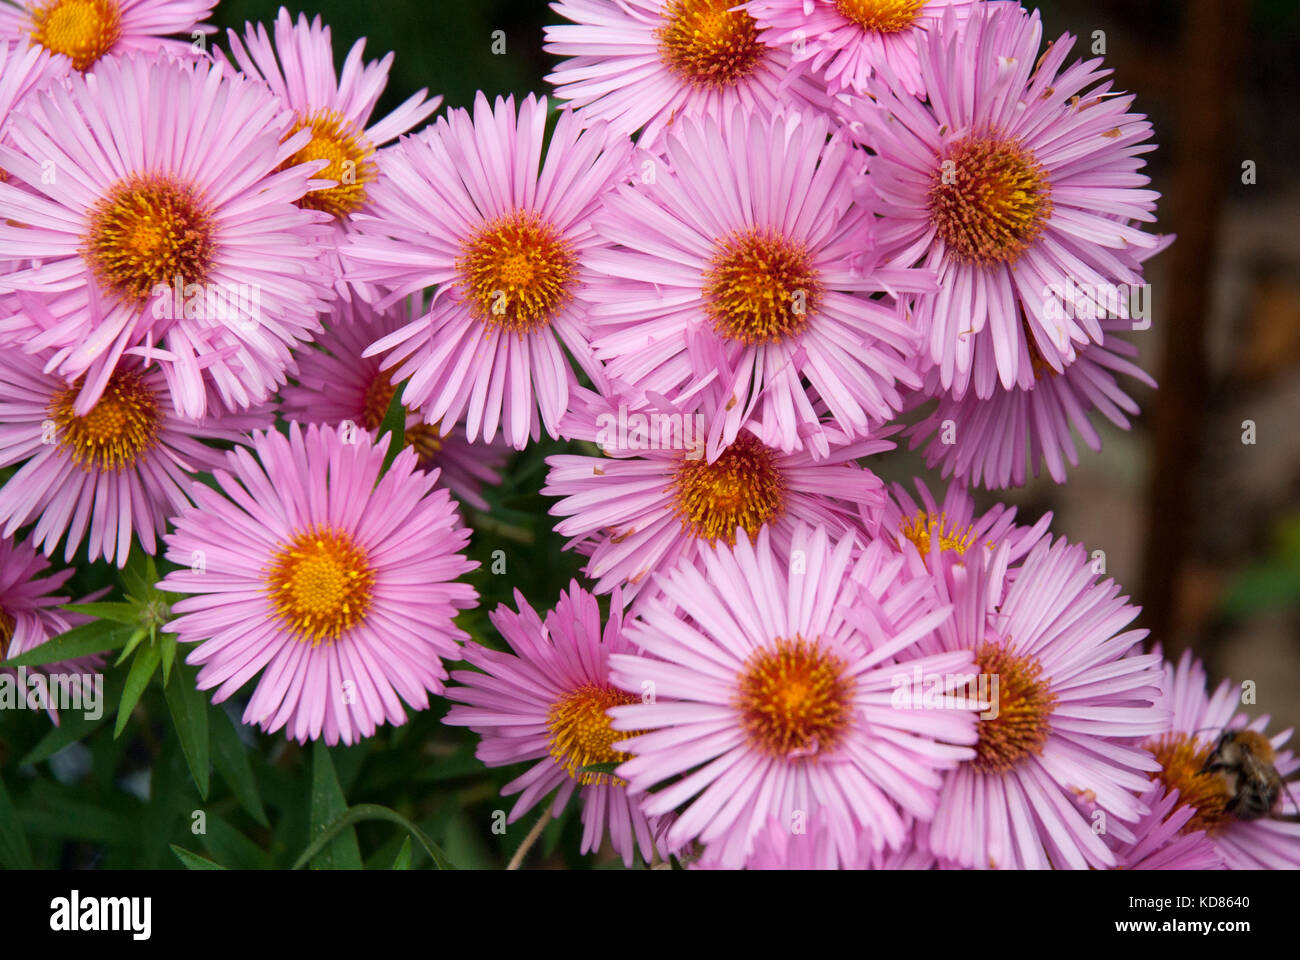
left=881, top=476, right=1052, bottom=568
left=867, top=824, right=938, bottom=869
left=607, top=523, right=978, bottom=868
left=696, top=814, right=940, bottom=869
left=443, top=582, right=661, bottom=867
left=0, top=39, right=62, bottom=282
left=0, top=0, right=215, bottom=73
left=0, top=532, right=102, bottom=723
left=543, top=386, right=892, bottom=598
left=744, top=0, right=977, bottom=97
left=341, top=92, right=632, bottom=449
left=1144, top=650, right=1300, bottom=869
left=278, top=297, right=508, bottom=511
left=156, top=422, right=478, bottom=745
left=852, top=3, right=1162, bottom=398
left=919, top=534, right=1168, bottom=869
left=1109, top=781, right=1225, bottom=870
left=695, top=813, right=861, bottom=870
left=906, top=321, right=1155, bottom=489
left=0, top=53, right=334, bottom=420
left=219, top=6, right=442, bottom=299
left=0, top=350, right=265, bottom=567
left=589, top=105, right=931, bottom=460
left=0, top=37, right=60, bottom=148
left=543, top=0, right=832, bottom=151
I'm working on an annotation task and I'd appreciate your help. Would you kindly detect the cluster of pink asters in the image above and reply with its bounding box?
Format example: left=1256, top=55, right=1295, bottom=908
left=0, top=0, right=1292, bottom=870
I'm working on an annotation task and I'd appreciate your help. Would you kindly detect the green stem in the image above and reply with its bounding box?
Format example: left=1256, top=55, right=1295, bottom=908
left=506, top=810, right=551, bottom=870
left=292, top=803, right=453, bottom=870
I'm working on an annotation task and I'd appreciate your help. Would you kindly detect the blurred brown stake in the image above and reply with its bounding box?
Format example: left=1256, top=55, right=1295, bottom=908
left=1140, top=0, right=1246, bottom=655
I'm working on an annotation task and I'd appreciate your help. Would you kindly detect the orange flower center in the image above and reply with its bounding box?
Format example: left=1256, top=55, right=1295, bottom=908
left=704, top=228, right=821, bottom=345
left=547, top=683, right=642, bottom=784
left=361, top=371, right=399, bottom=432
left=266, top=527, right=375, bottom=645
left=929, top=135, right=1053, bottom=266
left=29, top=0, right=121, bottom=70
left=657, top=0, right=766, bottom=89
left=361, top=371, right=445, bottom=463
left=282, top=109, right=376, bottom=220
left=0, top=608, right=14, bottom=660
left=456, top=211, right=577, bottom=334
left=1146, top=733, right=1233, bottom=834
left=84, top=174, right=215, bottom=304
left=972, top=642, right=1056, bottom=773
left=1022, top=315, right=1059, bottom=380
left=672, top=433, right=786, bottom=545
left=737, top=638, right=854, bottom=758
left=834, top=0, right=925, bottom=33
left=50, top=369, right=161, bottom=472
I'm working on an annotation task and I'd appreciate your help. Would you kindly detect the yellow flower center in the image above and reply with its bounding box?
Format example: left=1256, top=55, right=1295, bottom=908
left=361, top=370, right=398, bottom=432
left=672, top=433, right=786, bottom=545
left=972, top=642, right=1056, bottom=773
left=1146, top=733, right=1234, bottom=834
left=266, top=527, right=375, bottom=645
left=29, top=0, right=121, bottom=70
left=456, top=211, right=578, bottom=334
left=929, top=135, right=1053, bottom=266
left=282, top=109, right=376, bottom=220
left=899, top=511, right=977, bottom=558
left=657, top=0, right=766, bottom=89
left=834, top=0, right=925, bottom=33
left=361, top=371, right=445, bottom=463
left=547, top=683, right=642, bottom=784
left=84, top=174, right=215, bottom=305
left=704, top=228, right=821, bottom=345
left=50, top=369, right=161, bottom=472
left=404, top=423, right=445, bottom=463
left=737, top=637, right=854, bottom=758
left=0, top=608, right=14, bottom=661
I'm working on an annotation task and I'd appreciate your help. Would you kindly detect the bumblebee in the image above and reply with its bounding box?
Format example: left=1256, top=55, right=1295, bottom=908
left=1199, top=729, right=1300, bottom=822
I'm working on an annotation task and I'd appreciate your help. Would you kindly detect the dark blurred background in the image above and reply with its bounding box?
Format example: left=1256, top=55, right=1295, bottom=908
left=211, top=0, right=556, bottom=111
left=210, top=0, right=1300, bottom=729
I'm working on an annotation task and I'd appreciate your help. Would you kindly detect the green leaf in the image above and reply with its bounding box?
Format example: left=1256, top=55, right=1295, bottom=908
left=19, top=797, right=135, bottom=845
left=210, top=705, right=268, bottom=827
left=200, top=814, right=271, bottom=870
left=121, top=550, right=160, bottom=603
left=308, top=741, right=363, bottom=870
left=579, top=761, right=621, bottom=776
left=0, top=776, right=33, bottom=868
left=112, top=626, right=150, bottom=667
left=163, top=660, right=209, bottom=800
left=60, top=601, right=137, bottom=624
left=170, top=844, right=226, bottom=870
left=19, top=670, right=123, bottom=766
left=294, top=803, right=453, bottom=871
left=3, top=618, right=135, bottom=667
left=159, top=632, right=177, bottom=686
left=391, top=835, right=412, bottom=870
left=378, top=382, right=408, bottom=474
left=114, top=640, right=162, bottom=738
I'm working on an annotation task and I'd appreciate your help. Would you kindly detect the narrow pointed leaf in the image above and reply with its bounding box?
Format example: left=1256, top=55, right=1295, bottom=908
left=114, top=640, right=162, bottom=738
left=163, top=660, right=209, bottom=800
left=308, top=741, right=363, bottom=869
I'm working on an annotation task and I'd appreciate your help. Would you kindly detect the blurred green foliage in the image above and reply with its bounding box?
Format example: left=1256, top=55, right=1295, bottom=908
left=212, top=0, right=554, bottom=114
left=1222, top=512, right=1300, bottom=620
